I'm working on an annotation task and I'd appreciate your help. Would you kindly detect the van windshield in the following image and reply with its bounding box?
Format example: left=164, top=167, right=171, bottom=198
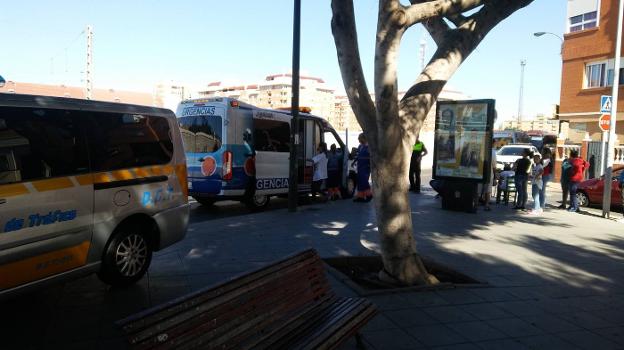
left=178, top=115, right=223, bottom=153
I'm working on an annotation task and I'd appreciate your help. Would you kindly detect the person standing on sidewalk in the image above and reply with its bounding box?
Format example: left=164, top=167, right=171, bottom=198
left=354, top=133, right=372, bottom=202
left=618, top=169, right=624, bottom=218
left=568, top=149, right=589, bottom=213
left=408, top=137, right=428, bottom=193
left=513, top=149, right=532, bottom=210
left=529, top=153, right=544, bottom=215
left=558, top=157, right=572, bottom=209
left=326, top=144, right=342, bottom=200
left=540, top=148, right=553, bottom=209
left=311, top=142, right=328, bottom=201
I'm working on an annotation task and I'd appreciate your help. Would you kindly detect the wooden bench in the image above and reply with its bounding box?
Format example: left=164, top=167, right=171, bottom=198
left=116, top=249, right=377, bottom=349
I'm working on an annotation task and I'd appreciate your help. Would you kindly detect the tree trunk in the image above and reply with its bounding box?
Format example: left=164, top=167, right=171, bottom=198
left=369, top=114, right=437, bottom=285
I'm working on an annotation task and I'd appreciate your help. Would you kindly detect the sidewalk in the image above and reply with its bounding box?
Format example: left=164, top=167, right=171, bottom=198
left=1, top=186, right=623, bottom=349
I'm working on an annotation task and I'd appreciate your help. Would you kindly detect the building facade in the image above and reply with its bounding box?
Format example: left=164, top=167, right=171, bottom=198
left=560, top=0, right=624, bottom=143
left=501, top=110, right=560, bottom=135
left=0, top=81, right=158, bottom=107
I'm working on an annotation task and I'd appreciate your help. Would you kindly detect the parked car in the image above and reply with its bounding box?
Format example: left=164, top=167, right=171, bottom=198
left=576, top=166, right=624, bottom=207
left=495, top=144, right=539, bottom=170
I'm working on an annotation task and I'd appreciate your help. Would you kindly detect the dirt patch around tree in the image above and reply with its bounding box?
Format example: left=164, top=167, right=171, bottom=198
left=324, top=255, right=486, bottom=296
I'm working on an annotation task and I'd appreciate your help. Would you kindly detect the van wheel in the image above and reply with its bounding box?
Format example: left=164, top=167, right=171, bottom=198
left=244, top=194, right=270, bottom=211
left=98, top=223, right=153, bottom=287
left=193, top=197, right=216, bottom=206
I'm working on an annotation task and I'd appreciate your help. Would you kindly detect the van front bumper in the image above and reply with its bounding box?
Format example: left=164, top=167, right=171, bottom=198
left=153, top=203, right=190, bottom=250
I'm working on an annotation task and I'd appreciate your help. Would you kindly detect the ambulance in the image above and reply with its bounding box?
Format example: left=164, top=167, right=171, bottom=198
left=0, top=94, right=189, bottom=298
left=177, top=97, right=349, bottom=209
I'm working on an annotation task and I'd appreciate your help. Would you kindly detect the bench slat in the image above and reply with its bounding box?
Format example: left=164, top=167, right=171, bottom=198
left=125, top=252, right=327, bottom=345
left=118, top=249, right=319, bottom=332
left=116, top=249, right=377, bottom=350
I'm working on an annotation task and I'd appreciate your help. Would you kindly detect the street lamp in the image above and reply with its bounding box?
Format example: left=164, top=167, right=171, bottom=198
left=288, top=0, right=301, bottom=213
left=533, top=31, right=564, bottom=54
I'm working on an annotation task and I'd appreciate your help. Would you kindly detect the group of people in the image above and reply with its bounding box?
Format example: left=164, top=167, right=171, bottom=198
left=508, top=148, right=554, bottom=215
left=309, top=133, right=372, bottom=203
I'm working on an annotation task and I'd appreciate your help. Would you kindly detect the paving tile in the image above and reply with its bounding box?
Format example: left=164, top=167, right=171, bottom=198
left=554, top=330, right=620, bottom=350
left=385, top=308, right=439, bottom=327
left=469, top=288, right=520, bottom=302
left=558, top=312, right=615, bottom=330
left=475, top=338, right=530, bottom=350
left=459, top=304, right=514, bottom=321
left=446, top=321, right=508, bottom=342
left=367, top=294, right=413, bottom=311
left=406, top=324, right=468, bottom=347
left=595, top=308, right=624, bottom=326
left=492, top=300, right=547, bottom=317
left=361, top=314, right=398, bottom=332
left=485, top=317, right=544, bottom=337
left=423, top=305, right=478, bottom=323
left=518, top=334, right=580, bottom=350
left=431, top=342, right=482, bottom=350
left=520, top=314, right=581, bottom=333
left=400, top=291, right=451, bottom=307
left=362, top=328, right=424, bottom=350
left=435, top=289, right=486, bottom=305
left=592, top=327, right=624, bottom=345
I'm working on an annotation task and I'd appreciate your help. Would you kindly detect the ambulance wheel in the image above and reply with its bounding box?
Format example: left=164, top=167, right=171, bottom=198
left=245, top=194, right=270, bottom=211
left=98, top=223, right=153, bottom=287
left=193, top=197, right=216, bottom=206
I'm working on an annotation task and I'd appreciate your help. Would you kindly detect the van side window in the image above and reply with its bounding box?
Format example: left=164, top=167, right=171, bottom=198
left=0, top=107, right=89, bottom=185
left=253, top=119, right=290, bottom=152
left=87, top=113, right=174, bottom=171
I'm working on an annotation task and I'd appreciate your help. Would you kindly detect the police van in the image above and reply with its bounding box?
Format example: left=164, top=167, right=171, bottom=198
left=0, top=94, right=190, bottom=298
left=177, top=97, right=349, bottom=209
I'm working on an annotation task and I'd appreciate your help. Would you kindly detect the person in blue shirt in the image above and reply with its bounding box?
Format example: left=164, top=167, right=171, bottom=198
left=619, top=169, right=624, bottom=218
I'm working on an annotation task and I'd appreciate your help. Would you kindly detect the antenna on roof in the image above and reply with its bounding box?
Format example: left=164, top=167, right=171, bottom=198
left=85, top=25, right=93, bottom=100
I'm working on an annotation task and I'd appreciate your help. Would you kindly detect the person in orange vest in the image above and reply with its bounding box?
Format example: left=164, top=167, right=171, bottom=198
left=409, top=137, right=428, bottom=193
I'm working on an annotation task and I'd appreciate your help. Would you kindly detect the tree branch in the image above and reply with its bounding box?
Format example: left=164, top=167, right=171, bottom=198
left=405, top=0, right=485, bottom=27
left=331, top=0, right=376, bottom=134
left=399, top=0, right=535, bottom=133
left=422, top=17, right=450, bottom=46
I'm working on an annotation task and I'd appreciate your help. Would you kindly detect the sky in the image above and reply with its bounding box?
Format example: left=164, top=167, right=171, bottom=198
left=0, top=0, right=566, bottom=125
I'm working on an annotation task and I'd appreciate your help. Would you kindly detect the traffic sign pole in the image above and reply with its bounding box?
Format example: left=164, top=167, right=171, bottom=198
left=602, top=0, right=624, bottom=218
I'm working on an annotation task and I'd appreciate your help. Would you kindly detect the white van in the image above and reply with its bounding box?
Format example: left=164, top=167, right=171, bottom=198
left=0, top=94, right=190, bottom=299
left=176, top=97, right=350, bottom=209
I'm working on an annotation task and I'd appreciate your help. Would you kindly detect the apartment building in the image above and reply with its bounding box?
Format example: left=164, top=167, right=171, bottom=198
left=559, top=0, right=624, bottom=143
left=0, top=81, right=158, bottom=106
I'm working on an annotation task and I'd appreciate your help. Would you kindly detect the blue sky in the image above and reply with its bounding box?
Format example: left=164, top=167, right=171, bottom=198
left=0, top=0, right=565, bottom=124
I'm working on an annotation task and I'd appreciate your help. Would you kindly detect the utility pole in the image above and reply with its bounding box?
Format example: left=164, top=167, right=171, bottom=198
left=602, top=0, right=624, bottom=218
left=288, top=0, right=301, bottom=212
left=517, top=60, right=526, bottom=125
left=85, top=25, right=93, bottom=100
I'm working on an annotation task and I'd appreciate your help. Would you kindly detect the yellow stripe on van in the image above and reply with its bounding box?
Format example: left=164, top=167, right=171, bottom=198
left=93, top=172, right=114, bottom=184
left=0, top=241, right=90, bottom=290
left=150, top=166, right=164, bottom=176
left=112, top=169, right=135, bottom=181
left=75, top=174, right=94, bottom=186
left=162, top=165, right=175, bottom=175
left=175, top=164, right=189, bottom=198
left=134, top=167, right=151, bottom=178
left=31, top=177, right=74, bottom=192
left=0, top=183, right=29, bottom=198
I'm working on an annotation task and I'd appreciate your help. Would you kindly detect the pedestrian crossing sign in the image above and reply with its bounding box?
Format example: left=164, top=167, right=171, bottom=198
left=601, top=95, right=612, bottom=113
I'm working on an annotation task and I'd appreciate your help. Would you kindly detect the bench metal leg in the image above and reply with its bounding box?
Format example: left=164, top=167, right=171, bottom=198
left=355, top=333, right=367, bottom=350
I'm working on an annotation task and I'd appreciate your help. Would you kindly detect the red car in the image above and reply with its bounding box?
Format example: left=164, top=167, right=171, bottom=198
left=577, top=166, right=624, bottom=207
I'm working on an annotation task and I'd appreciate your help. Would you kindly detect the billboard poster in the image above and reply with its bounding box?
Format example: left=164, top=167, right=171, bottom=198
left=433, top=99, right=495, bottom=182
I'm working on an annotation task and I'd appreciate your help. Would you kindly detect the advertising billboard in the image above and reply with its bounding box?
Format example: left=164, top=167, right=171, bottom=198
left=433, top=99, right=495, bottom=182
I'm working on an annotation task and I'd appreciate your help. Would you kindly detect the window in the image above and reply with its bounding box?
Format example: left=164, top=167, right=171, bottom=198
left=570, top=11, right=598, bottom=32
left=0, top=107, right=89, bottom=185
left=87, top=113, right=174, bottom=172
left=253, top=119, right=290, bottom=152
left=586, top=62, right=606, bottom=88
left=178, top=115, right=222, bottom=154
left=607, top=67, right=624, bottom=86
